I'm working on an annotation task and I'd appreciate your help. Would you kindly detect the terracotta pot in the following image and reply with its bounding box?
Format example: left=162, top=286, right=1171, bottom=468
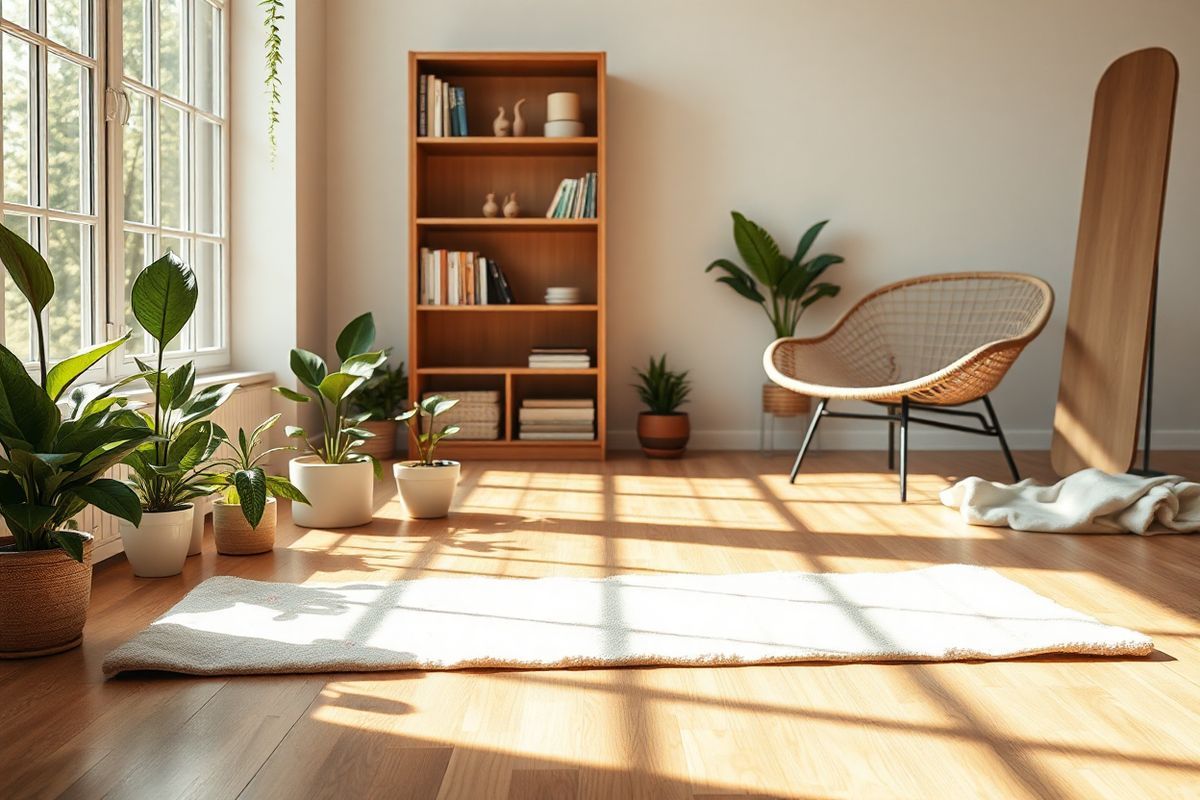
left=0, top=533, right=94, bottom=658
left=214, top=497, right=277, bottom=555
left=637, top=412, right=690, bottom=458
left=356, top=419, right=398, bottom=461
left=394, top=460, right=460, bottom=519
left=118, top=505, right=194, bottom=578
left=762, top=383, right=810, bottom=416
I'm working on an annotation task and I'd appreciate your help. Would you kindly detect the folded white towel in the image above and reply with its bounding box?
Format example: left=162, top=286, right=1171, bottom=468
left=940, top=468, right=1200, bottom=534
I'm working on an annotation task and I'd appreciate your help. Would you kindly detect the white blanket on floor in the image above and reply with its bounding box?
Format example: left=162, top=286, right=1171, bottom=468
left=940, top=468, right=1200, bottom=534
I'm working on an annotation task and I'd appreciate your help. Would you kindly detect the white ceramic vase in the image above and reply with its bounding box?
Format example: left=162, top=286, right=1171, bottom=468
left=393, top=461, right=460, bottom=519
left=118, top=505, right=195, bottom=578
left=289, top=456, right=374, bottom=528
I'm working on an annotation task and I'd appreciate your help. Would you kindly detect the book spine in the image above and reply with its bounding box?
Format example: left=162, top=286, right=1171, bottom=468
left=455, top=87, right=468, bottom=136
left=418, top=75, right=427, bottom=137
left=439, top=249, right=448, bottom=304
left=495, top=262, right=515, bottom=304
left=419, top=247, right=430, bottom=304
left=442, top=81, right=451, bottom=138
left=433, top=78, right=442, bottom=137
left=545, top=180, right=566, bottom=218
left=478, top=256, right=488, bottom=305
left=448, top=85, right=459, bottom=136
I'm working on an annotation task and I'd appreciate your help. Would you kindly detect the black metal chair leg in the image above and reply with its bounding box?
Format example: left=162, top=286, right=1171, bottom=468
left=790, top=398, right=828, bottom=483
left=886, top=404, right=896, bottom=470
left=982, top=394, right=1020, bottom=482
left=898, top=397, right=910, bottom=502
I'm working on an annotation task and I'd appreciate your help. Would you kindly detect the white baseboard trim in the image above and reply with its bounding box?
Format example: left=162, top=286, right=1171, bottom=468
left=607, top=427, right=1200, bottom=452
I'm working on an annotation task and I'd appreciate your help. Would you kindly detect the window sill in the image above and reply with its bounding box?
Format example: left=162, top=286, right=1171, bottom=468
left=116, top=369, right=275, bottom=400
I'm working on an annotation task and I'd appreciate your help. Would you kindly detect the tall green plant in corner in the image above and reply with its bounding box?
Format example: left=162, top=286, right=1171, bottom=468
left=706, top=212, right=845, bottom=339
left=0, top=224, right=153, bottom=560
left=261, top=0, right=284, bottom=159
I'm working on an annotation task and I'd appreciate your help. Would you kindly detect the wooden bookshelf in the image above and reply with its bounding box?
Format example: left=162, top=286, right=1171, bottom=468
left=408, top=52, right=607, bottom=460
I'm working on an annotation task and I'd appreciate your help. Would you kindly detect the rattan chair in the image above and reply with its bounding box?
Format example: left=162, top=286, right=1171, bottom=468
left=764, top=272, right=1054, bottom=500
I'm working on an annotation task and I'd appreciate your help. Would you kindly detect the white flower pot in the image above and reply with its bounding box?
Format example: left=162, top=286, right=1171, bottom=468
left=187, top=494, right=213, bottom=556
left=393, top=461, right=460, bottom=519
left=118, top=505, right=195, bottom=578
left=289, top=456, right=374, bottom=528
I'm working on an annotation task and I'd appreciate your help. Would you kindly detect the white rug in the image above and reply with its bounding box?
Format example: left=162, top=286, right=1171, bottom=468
left=102, top=565, right=1152, bottom=677
left=941, top=468, right=1200, bottom=534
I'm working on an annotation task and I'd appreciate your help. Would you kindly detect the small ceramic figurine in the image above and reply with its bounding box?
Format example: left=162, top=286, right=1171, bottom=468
left=482, top=192, right=499, bottom=218
left=493, top=107, right=510, bottom=137
left=502, top=192, right=520, bottom=218
left=512, top=98, right=527, bottom=137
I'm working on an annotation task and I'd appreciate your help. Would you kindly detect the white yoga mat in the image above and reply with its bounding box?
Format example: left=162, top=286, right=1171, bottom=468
left=102, top=564, right=1152, bottom=678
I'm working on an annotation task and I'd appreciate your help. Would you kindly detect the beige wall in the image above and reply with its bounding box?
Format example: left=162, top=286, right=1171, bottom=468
left=319, top=0, right=1200, bottom=450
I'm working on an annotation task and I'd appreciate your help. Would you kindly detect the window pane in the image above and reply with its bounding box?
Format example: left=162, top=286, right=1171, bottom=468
left=159, top=0, right=184, bottom=98
left=1, top=0, right=30, bottom=29
left=2, top=34, right=35, bottom=205
left=46, top=219, right=89, bottom=359
left=194, top=0, right=221, bottom=113
left=2, top=212, right=33, bottom=361
left=161, top=234, right=187, bottom=351
left=160, top=104, right=186, bottom=229
left=47, top=0, right=89, bottom=56
left=124, top=230, right=150, bottom=350
left=123, top=88, right=152, bottom=223
left=47, top=54, right=91, bottom=213
left=122, top=0, right=148, bottom=84
left=195, top=118, right=221, bottom=234
left=194, top=240, right=219, bottom=349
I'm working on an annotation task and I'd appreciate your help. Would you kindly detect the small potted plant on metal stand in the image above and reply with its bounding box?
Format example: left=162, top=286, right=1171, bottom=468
left=274, top=313, right=387, bottom=528
left=349, top=357, right=407, bottom=461
left=0, top=224, right=153, bottom=656
left=205, top=414, right=310, bottom=555
left=394, top=396, right=461, bottom=519
left=634, top=354, right=692, bottom=458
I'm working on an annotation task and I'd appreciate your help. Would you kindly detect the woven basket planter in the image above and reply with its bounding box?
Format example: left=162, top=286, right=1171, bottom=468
left=762, top=383, right=811, bottom=416
left=0, top=533, right=94, bottom=658
left=213, top=498, right=276, bottom=555
left=356, top=420, right=398, bottom=461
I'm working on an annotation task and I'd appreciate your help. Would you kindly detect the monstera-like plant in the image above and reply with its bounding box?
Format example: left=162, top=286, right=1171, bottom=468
left=119, top=253, right=237, bottom=577
left=0, top=223, right=154, bottom=657
left=274, top=312, right=387, bottom=528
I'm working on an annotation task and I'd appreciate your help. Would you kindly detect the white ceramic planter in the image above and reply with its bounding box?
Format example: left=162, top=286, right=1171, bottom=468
left=289, top=456, right=374, bottom=528
left=394, top=461, right=460, bottom=519
left=118, top=505, right=195, bottom=578
left=187, top=494, right=213, bottom=556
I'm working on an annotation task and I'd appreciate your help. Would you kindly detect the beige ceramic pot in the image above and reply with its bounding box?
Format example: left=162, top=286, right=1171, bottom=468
left=393, top=461, right=460, bottom=519
left=214, top=497, right=276, bottom=555
left=0, top=533, right=94, bottom=658
left=289, top=456, right=374, bottom=528
left=118, top=505, right=194, bottom=578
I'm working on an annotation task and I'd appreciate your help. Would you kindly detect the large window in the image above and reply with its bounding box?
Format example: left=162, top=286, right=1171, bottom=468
left=0, top=0, right=227, bottom=376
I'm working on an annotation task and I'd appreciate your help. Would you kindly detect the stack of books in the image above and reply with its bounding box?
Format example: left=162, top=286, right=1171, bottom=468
left=528, top=347, right=590, bottom=369
left=545, top=173, right=598, bottom=219
left=422, top=390, right=501, bottom=440
left=518, top=398, right=595, bottom=441
left=418, top=74, right=468, bottom=137
left=419, top=248, right=515, bottom=305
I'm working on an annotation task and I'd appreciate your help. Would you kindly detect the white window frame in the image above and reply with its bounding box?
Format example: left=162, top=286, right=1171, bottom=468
left=0, top=0, right=229, bottom=380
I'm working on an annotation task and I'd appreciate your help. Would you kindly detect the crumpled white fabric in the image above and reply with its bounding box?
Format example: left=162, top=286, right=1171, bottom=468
left=940, top=468, right=1200, bottom=534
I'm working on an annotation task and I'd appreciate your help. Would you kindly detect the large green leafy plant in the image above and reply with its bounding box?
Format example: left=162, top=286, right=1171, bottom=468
left=123, top=254, right=237, bottom=513
left=706, top=212, right=845, bottom=339
left=204, top=414, right=309, bottom=528
left=0, top=225, right=153, bottom=561
left=397, top=396, right=460, bottom=467
left=275, top=312, right=387, bottom=470
left=350, top=356, right=407, bottom=421
left=633, top=354, right=691, bottom=414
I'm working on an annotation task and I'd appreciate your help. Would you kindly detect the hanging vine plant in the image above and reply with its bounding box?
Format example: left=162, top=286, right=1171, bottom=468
left=261, top=0, right=284, bottom=159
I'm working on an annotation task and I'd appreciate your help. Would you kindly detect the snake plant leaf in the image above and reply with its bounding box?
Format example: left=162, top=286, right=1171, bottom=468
left=274, top=385, right=310, bottom=403
left=335, top=312, right=376, bottom=360
left=45, top=333, right=131, bottom=402
left=0, top=344, right=59, bottom=449
left=73, top=478, right=142, bottom=526
left=50, top=530, right=87, bottom=563
left=131, top=252, right=198, bottom=347
left=289, top=348, right=327, bottom=390
left=792, top=219, right=830, bottom=266
left=0, top=221, right=54, bottom=314
left=317, top=372, right=365, bottom=404
left=731, top=211, right=782, bottom=285
left=233, top=467, right=267, bottom=528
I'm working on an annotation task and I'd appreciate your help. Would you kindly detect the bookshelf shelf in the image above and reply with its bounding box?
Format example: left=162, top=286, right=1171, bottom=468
left=409, top=52, right=607, bottom=461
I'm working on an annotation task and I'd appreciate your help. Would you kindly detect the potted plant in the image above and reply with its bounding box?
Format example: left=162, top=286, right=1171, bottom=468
left=120, top=253, right=237, bottom=577
left=205, top=414, right=309, bottom=554
left=394, top=395, right=461, bottom=518
left=0, top=224, right=153, bottom=656
left=706, top=212, right=845, bottom=416
left=633, top=354, right=692, bottom=458
left=275, top=312, right=387, bottom=528
left=349, top=356, right=407, bottom=460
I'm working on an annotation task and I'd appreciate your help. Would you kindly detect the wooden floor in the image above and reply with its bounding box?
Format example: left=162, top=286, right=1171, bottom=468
left=2, top=449, right=1199, bottom=800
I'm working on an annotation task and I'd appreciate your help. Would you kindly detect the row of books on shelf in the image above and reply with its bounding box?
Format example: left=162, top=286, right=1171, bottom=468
left=545, top=173, right=598, bottom=219
left=528, top=347, right=591, bottom=369
left=518, top=398, right=595, bottom=440
left=418, top=248, right=516, bottom=305
left=417, top=74, right=469, bottom=137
